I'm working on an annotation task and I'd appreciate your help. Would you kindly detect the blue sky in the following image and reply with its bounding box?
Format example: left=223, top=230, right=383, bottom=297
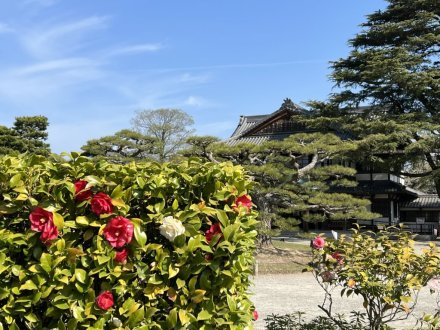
left=0, top=0, right=386, bottom=153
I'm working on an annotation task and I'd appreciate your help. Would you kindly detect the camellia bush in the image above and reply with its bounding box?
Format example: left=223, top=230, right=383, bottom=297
left=0, top=153, right=258, bottom=329
left=307, top=227, right=440, bottom=330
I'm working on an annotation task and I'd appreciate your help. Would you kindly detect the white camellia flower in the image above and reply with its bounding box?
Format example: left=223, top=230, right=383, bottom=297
left=159, top=216, right=185, bottom=242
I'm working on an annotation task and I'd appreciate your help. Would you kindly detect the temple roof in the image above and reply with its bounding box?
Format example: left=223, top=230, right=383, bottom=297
left=400, top=195, right=440, bottom=209
left=226, top=98, right=310, bottom=145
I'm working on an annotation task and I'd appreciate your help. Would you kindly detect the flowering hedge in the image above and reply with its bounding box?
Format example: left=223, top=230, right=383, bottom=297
left=0, top=154, right=258, bottom=329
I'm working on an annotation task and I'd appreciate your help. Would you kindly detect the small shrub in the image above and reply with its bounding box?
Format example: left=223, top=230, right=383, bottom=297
left=306, top=226, right=440, bottom=330
left=0, top=154, right=258, bottom=329
left=264, top=312, right=367, bottom=330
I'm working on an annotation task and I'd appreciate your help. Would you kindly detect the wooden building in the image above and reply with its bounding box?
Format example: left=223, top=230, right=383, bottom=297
left=226, top=99, right=440, bottom=234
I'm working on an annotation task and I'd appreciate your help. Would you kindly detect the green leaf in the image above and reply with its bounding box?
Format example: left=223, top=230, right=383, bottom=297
left=216, top=210, right=229, bottom=227
left=172, top=199, right=179, bottom=210
left=76, top=216, right=89, bottom=226
left=111, top=185, right=124, bottom=199
left=223, top=223, right=240, bottom=241
left=128, top=307, right=145, bottom=327
left=166, top=308, right=177, bottom=328
left=66, top=319, right=78, bottom=330
left=191, top=289, right=206, bottom=304
left=20, top=280, right=38, bottom=291
left=132, top=218, right=147, bottom=247
left=168, top=265, right=179, bottom=279
left=179, top=309, right=190, bottom=325
left=75, top=268, right=87, bottom=284
left=40, top=253, right=52, bottom=273
left=24, top=313, right=38, bottom=323
left=197, top=309, right=212, bottom=321
left=53, top=212, right=64, bottom=230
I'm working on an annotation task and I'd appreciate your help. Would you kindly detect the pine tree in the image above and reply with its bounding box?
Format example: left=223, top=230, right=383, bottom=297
left=309, top=0, right=440, bottom=194
left=330, top=0, right=439, bottom=117
left=0, top=116, right=50, bottom=155
left=81, top=129, right=158, bottom=163
left=185, top=134, right=376, bottom=244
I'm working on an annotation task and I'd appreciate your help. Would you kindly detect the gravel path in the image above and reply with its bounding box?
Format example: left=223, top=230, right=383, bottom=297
left=251, top=241, right=440, bottom=330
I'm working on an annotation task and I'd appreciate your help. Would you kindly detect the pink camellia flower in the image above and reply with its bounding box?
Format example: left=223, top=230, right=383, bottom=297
left=29, top=207, right=54, bottom=232
left=331, top=252, right=344, bottom=265
left=40, top=221, right=59, bottom=243
left=114, top=249, right=129, bottom=264
left=96, top=291, right=114, bottom=310
left=74, top=180, right=92, bottom=202
left=205, top=223, right=223, bottom=243
left=312, top=236, right=325, bottom=249
left=103, top=216, right=134, bottom=248
left=234, top=195, right=252, bottom=211
left=91, top=192, right=114, bottom=215
left=253, top=310, right=259, bottom=321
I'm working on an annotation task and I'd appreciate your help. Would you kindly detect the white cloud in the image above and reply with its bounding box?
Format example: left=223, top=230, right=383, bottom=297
left=108, top=43, right=163, bottom=56
left=0, top=59, right=104, bottom=104
left=21, top=16, right=110, bottom=58
left=0, top=23, right=13, bottom=34
left=184, top=96, right=209, bottom=107
left=15, top=58, right=99, bottom=76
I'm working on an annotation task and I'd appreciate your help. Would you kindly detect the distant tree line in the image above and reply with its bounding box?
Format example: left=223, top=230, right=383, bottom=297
left=0, top=116, right=50, bottom=156
left=81, top=108, right=194, bottom=163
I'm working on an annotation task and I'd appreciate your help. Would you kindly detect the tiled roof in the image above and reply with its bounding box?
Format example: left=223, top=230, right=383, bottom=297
left=228, top=115, right=270, bottom=139
left=225, top=133, right=291, bottom=146
left=401, top=195, right=440, bottom=209
left=226, top=98, right=354, bottom=146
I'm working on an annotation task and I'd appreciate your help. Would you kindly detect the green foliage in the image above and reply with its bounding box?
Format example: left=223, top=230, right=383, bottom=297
left=307, top=227, right=440, bottom=329
left=329, top=0, right=439, bottom=117
left=0, top=154, right=258, bottom=329
left=81, top=129, right=158, bottom=163
left=308, top=0, right=440, bottom=195
left=0, top=116, right=50, bottom=156
left=185, top=133, right=377, bottom=244
left=131, top=109, right=195, bottom=162
left=264, top=312, right=335, bottom=330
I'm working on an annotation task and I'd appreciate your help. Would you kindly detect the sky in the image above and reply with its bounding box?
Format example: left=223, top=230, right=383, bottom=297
left=0, top=0, right=386, bottom=154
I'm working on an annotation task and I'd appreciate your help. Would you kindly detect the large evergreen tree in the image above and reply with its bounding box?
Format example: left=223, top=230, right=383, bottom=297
left=0, top=116, right=50, bottom=155
left=330, top=0, right=439, bottom=116
left=309, top=0, right=440, bottom=194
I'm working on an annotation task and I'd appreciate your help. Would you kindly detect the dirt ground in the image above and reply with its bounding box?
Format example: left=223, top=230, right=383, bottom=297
left=251, top=240, right=440, bottom=330
left=251, top=272, right=439, bottom=330
left=255, top=244, right=311, bottom=274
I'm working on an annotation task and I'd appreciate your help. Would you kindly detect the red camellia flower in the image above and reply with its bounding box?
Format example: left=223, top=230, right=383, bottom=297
left=96, top=291, right=114, bottom=310
left=234, top=194, right=252, bottom=211
left=331, top=251, right=344, bottom=265
left=312, top=236, right=325, bottom=249
left=114, top=249, right=129, bottom=264
left=205, top=223, right=223, bottom=243
left=103, top=216, right=134, bottom=248
left=91, top=192, right=114, bottom=215
left=74, top=180, right=92, bottom=202
left=40, top=221, right=59, bottom=243
left=29, top=207, right=54, bottom=232
left=253, top=310, right=259, bottom=321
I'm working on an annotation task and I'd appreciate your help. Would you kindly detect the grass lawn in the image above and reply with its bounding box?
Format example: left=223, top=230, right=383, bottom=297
left=256, top=239, right=312, bottom=274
